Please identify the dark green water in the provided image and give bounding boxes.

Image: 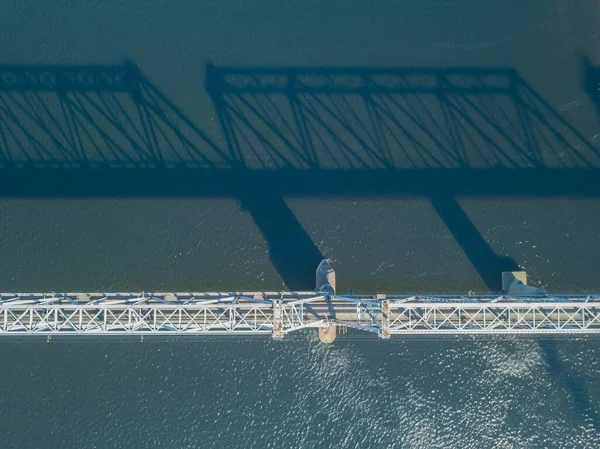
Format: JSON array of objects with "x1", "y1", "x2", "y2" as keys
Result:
[
  {"x1": 1, "y1": 336, "x2": 599, "y2": 448},
  {"x1": 0, "y1": 1, "x2": 599, "y2": 447}
]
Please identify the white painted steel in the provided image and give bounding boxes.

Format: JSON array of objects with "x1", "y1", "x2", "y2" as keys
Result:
[{"x1": 1, "y1": 292, "x2": 599, "y2": 337}]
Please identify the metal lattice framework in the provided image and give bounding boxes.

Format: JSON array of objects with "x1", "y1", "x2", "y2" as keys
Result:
[{"x1": 1, "y1": 292, "x2": 600, "y2": 338}]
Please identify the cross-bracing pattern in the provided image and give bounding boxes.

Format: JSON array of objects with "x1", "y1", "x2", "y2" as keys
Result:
[
  {"x1": 0, "y1": 292, "x2": 324, "y2": 336},
  {"x1": 207, "y1": 65, "x2": 600, "y2": 171},
  {"x1": 1, "y1": 292, "x2": 600, "y2": 337},
  {"x1": 0, "y1": 64, "x2": 229, "y2": 169},
  {"x1": 385, "y1": 299, "x2": 600, "y2": 335}
]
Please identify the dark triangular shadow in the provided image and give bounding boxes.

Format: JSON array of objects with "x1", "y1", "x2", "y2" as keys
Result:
[{"x1": 431, "y1": 194, "x2": 519, "y2": 290}]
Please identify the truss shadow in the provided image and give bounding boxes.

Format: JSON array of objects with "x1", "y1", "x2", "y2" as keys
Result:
[
  {"x1": 0, "y1": 62, "x2": 599, "y2": 290},
  {"x1": 205, "y1": 63, "x2": 600, "y2": 289},
  {"x1": 205, "y1": 63, "x2": 600, "y2": 172}
]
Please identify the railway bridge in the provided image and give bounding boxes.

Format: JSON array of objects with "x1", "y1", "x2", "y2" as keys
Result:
[
  {"x1": 0, "y1": 64, "x2": 599, "y2": 342},
  {"x1": 2, "y1": 261, "x2": 599, "y2": 343}
]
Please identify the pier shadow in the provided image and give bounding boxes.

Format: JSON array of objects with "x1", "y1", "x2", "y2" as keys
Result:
[
  {"x1": 430, "y1": 194, "x2": 519, "y2": 288},
  {"x1": 237, "y1": 189, "x2": 323, "y2": 290},
  {"x1": 0, "y1": 62, "x2": 599, "y2": 289},
  {"x1": 582, "y1": 54, "x2": 600, "y2": 124}
]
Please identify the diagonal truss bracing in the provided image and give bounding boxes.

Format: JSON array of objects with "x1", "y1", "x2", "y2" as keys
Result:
[{"x1": 1, "y1": 292, "x2": 600, "y2": 337}]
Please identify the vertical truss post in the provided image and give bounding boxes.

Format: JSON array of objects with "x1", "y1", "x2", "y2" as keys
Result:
[
  {"x1": 272, "y1": 299, "x2": 284, "y2": 340},
  {"x1": 380, "y1": 299, "x2": 390, "y2": 339}
]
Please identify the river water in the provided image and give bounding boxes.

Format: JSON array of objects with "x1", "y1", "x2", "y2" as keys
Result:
[{"x1": 0, "y1": 1, "x2": 599, "y2": 447}]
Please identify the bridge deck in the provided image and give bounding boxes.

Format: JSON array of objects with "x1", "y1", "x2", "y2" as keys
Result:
[{"x1": 1, "y1": 292, "x2": 600, "y2": 338}]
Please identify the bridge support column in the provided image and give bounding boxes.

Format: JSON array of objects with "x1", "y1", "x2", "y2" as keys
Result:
[
  {"x1": 316, "y1": 259, "x2": 336, "y2": 294},
  {"x1": 380, "y1": 299, "x2": 390, "y2": 339},
  {"x1": 318, "y1": 321, "x2": 337, "y2": 344},
  {"x1": 272, "y1": 300, "x2": 284, "y2": 340},
  {"x1": 316, "y1": 260, "x2": 337, "y2": 343},
  {"x1": 502, "y1": 271, "x2": 547, "y2": 295}
]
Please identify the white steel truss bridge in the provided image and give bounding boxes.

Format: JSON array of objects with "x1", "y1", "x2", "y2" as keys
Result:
[{"x1": 1, "y1": 291, "x2": 600, "y2": 339}]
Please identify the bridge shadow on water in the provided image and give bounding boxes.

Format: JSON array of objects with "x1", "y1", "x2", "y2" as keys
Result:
[
  {"x1": 0, "y1": 62, "x2": 599, "y2": 290},
  {"x1": 0, "y1": 60, "x2": 599, "y2": 424}
]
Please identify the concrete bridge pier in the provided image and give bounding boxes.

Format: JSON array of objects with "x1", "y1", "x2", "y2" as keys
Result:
[
  {"x1": 316, "y1": 259, "x2": 337, "y2": 344},
  {"x1": 502, "y1": 271, "x2": 547, "y2": 295},
  {"x1": 316, "y1": 259, "x2": 336, "y2": 294},
  {"x1": 318, "y1": 322, "x2": 337, "y2": 344}
]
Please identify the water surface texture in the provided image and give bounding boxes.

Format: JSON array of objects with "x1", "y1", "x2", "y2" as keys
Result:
[{"x1": 0, "y1": 1, "x2": 599, "y2": 447}]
